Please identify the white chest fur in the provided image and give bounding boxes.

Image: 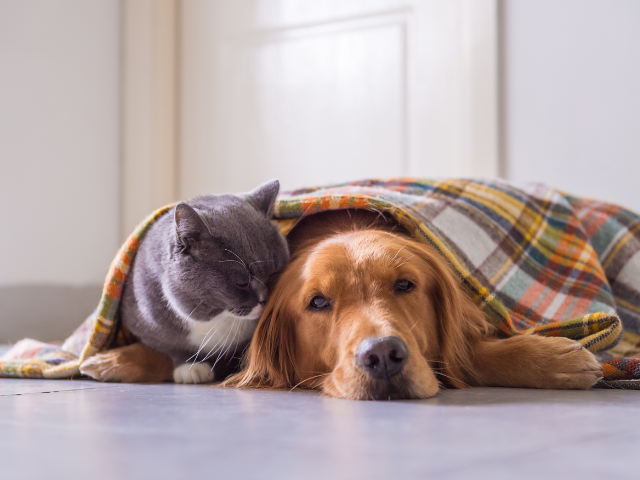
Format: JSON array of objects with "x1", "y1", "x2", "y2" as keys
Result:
[{"x1": 183, "y1": 306, "x2": 261, "y2": 363}]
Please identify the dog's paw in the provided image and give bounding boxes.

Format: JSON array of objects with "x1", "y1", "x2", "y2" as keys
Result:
[
  {"x1": 538, "y1": 337, "x2": 603, "y2": 389},
  {"x1": 80, "y1": 351, "x2": 139, "y2": 383},
  {"x1": 173, "y1": 363, "x2": 214, "y2": 384}
]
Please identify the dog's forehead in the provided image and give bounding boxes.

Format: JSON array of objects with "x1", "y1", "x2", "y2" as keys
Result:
[{"x1": 301, "y1": 231, "x2": 409, "y2": 281}]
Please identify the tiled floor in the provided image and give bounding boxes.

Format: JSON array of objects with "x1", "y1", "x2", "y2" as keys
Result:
[{"x1": 1, "y1": 375, "x2": 639, "y2": 480}]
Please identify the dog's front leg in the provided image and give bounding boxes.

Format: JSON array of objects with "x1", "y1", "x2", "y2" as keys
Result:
[{"x1": 467, "y1": 335, "x2": 603, "y2": 389}]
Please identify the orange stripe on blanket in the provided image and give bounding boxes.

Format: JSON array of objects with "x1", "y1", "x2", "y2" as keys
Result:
[
  {"x1": 126, "y1": 237, "x2": 140, "y2": 252},
  {"x1": 121, "y1": 251, "x2": 133, "y2": 266},
  {"x1": 339, "y1": 197, "x2": 352, "y2": 209},
  {"x1": 105, "y1": 280, "x2": 122, "y2": 300},
  {"x1": 112, "y1": 268, "x2": 125, "y2": 284},
  {"x1": 320, "y1": 197, "x2": 332, "y2": 210},
  {"x1": 302, "y1": 197, "x2": 318, "y2": 213}
]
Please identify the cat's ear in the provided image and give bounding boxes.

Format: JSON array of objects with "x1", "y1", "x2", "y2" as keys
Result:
[
  {"x1": 174, "y1": 203, "x2": 211, "y2": 247},
  {"x1": 246, "y1": 179, "x2": 280, "y2": 217}
]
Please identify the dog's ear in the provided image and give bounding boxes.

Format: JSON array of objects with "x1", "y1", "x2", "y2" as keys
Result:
[
  {"x1": 410, "y1": 242, "x2": 488, "y2": 388},
  {"x1": 224, "y1": 280, "x2": 297, "y2": 389}
]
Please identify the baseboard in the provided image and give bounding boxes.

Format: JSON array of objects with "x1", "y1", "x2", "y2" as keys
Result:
[{"x1": 0, "y1": 284, "x2": 103, "y2": 344}]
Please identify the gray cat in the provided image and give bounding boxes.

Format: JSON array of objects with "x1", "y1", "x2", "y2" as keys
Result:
[{"x1": 82, "y1": 180, "x2": 290, "y2": 383}]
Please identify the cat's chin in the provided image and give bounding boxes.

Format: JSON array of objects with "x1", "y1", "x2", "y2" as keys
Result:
[
  {"x1": 230, "y1": 304, "x2": 263, "y2": 320},
  {"x1": 185, "y1": 307, "x2": 262, "y2": 353}
]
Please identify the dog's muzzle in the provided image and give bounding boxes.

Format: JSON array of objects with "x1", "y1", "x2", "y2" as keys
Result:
[{"x1": 356, "y1": 336, "x2": 409, "y2": 380}]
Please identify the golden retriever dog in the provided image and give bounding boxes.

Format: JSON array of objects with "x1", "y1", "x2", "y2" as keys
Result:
[{"x1": 224, "y1": 210, "x2": 603, "y2": 400}]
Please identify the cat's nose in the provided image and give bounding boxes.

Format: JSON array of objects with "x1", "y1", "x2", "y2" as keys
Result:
[{"x1": 250, "y1": 278, "x2": 268, "y2": 304}]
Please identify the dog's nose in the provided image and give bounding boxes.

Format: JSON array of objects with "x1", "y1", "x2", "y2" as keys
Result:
[{"x1": 356, "y1": 336, "x2": 409, "y2": 379}]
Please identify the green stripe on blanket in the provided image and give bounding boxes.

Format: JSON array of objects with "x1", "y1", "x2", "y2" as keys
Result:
[{"x1": 2, "y1": 178, "x2": 640, "y2": 387}]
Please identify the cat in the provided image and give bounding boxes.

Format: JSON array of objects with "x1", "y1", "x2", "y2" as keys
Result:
[{"x1": 80, "y1": 180, "x2": 290, "y2": 384}]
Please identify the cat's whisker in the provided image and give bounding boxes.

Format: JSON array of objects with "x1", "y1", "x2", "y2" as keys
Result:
[
  {"x1": 248, "y1": 260, "x2": 270, "y2": 267},
  {"x1": 200, "y1": 317, "x2": 236, "y2": 363},
  {"x1": 287, "y1": 202, "x2": 316, "y2": 233},
  {"x1": 218, "y1": 259, "x2": 246, "y2": 268},
  {"x1": 186, "y1": 300, "x2": 204, "y2": 321},
  {"x1": 224, "y1": 249, "x2": 247, "y2": 268},
  {"x1": 200, "y1": 333, "x2": 228, "y2": 363},
  {"x1": 215, "y1": 318, "x2": 242, "y2": 369},
  {"x1": 251, "y1": 276, "x2": 267, "y2": 289},
  {"x1": 186, "y1": 305, "x2": 221, "y2": 364},
  {"x1": 196, "y1": 317, "x2": 234, "y2": 363},
  {"x1": 188, "y1": 322, "x2": 221, "y2": 364},
  {"x1": 248, "y1": 260, "x2": 271, "y2": 276},
  {"x1": 211, "y1": 319, "x2": 238, "y2": 367},
  {"x1": 227, "y1": 319, "x2": 243, "y2": 362}
]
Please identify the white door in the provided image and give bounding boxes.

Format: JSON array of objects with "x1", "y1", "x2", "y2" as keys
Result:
[{"x1": 179, "y1": 0, "x2": 498, "y2": 197}]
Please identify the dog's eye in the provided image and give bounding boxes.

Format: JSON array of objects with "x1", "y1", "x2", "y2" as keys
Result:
[
  {"x1": 395, "y1": 279, "x2": 415, "y2": 293},
  {"x1": 309, "y1": 295, "x2": 331, "y2": 310}
]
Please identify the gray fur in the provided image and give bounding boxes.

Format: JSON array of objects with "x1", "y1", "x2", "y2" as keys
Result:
[{"x1": 120, "y1": 180, "x2": 289, "y2": 373}]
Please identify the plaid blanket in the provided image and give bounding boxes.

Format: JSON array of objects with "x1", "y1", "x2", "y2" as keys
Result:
[
  {"x1": 2, "y1": 178, "x2": 640, "y2": 388},
  {"x1": 274, "y1": 179, "x2": 640, "y2": 388}
]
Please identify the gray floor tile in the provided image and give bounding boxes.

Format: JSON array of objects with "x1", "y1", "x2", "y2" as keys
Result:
[
  {"x1": 0, "y1": 378, "x2": 120, "y2": 396},
  {"x1": 1, "y1": 381, "x2": 639, "y2": 480}
]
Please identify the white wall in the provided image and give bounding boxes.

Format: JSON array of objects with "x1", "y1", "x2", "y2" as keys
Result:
[
  {"x1": 0, "y1": 0, "x2": 121, "y2": 286},
  {"x1": 503, "y1": 0, "x2": 640, "y2": 213},
  {"x1": 0, "y1": 0, "x2": 120, "y2": 341}
]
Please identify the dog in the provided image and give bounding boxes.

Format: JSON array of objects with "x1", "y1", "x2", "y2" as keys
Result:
[{"x1": 224, "y1": 210, "x2": 604, "y2": 400}]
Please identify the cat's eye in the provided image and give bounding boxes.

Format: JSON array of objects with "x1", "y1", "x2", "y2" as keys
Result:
[
  {"x1": 394, "y1": 279, "x2": 415, "y2": 293},
  {"x1": 309, "y1": 295, "x2": 331, "y2": 311},
  {"x1": 236, "y1": 280, "x2": 250, "y2": 288}
]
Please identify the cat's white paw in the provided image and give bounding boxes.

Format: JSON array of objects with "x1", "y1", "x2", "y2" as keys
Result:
[{"x1": 173, "y1": 363, "x2": 214, "y2": 384}]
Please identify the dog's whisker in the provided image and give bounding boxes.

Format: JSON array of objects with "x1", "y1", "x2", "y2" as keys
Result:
[
  {"x1": 423, "y1": 358, "x2": 467, "y2": 369},
  {"x1": 289, "y1": 373, "x2": 330, "y2": 392},
  {"x1": 434, "y1": 371, "x2": 471, "y2": 389},
  {"x1": 391, "y1": 245, "x2": 407, "y2": 263},
  {"x1": 395, "y1": 255, "x2": 415, "y2": 269}
]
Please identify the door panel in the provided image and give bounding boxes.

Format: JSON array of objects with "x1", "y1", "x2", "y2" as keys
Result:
[{"x1": 180, "y1": 0, "x2": 497, "y2": 197}]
